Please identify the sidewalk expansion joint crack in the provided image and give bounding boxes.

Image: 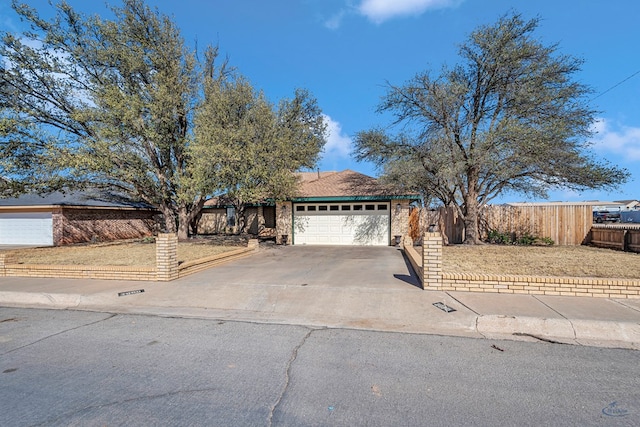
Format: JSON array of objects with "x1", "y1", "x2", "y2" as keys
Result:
[
  {"x1": 475, "y1": 316, "x2": 487, "y2": 339},
  {"x1": 532, "y1": 296, "x2": 577, "y2": 340},
  {"x1": 267, "y1": 327, "x2": 316, "y2": 427},
  {"x1": 612, "y1": 299, "x2": 640, "y2": 314},
  {"x1": 445, "y1": 292, "x2": 479, "y2": 315},
  {"x1": 532, "y1": 295, "x2": 567, "y2": 319}
]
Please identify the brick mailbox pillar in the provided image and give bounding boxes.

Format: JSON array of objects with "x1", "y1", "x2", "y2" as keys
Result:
[
  {"x1": 156, "y1": 233, "x2": 179, "y2": 281},
  {"x1": 0, "y1": 254, "x2": 15, "y2": 276},
  {"x1": 423, "y1": 232, "x2": 443, "y2": 287}
]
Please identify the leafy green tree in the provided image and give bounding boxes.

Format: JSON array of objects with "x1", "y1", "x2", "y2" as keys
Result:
[
  {"x1": 1, "y1": 0, "x2": 325, "y2": 239},
  {"x1": 354, "y1": 13, "x2": 629, "y2": 244},
  {"x1": 190, "y1": 53, "x2": 326, "y2": 232},
  {"x1": 1, "y1": 0, "x2": 201, "y2": 238}
]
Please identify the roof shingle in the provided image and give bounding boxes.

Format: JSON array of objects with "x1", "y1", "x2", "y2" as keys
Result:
[{"x1": 296, "y1": 169, "x2": 409, "y2": 198}]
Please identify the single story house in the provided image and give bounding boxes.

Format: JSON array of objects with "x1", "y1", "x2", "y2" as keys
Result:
[
  {"x1": 197, "y1": 170, "x2": 419, "y2": 246},
  {"x1": 197, "y1": 201, "x2": 277, "y2": 236},
  {"x1": 2, "y1": 170, "x2": 417, "y2": 247},
  {"x1": 0, "y1": 190, "x2": 158, "y2": 246},
  {"x1": 614, "y1": 200, "x2": 640, "y2": 210}
]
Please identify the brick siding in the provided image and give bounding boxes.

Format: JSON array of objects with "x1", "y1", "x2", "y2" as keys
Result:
[{"x1": 54, "y1": 207, "x2": 157, "y2": 246}]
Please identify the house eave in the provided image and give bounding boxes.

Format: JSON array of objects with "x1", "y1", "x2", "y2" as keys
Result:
[
  {"x1": 291, "y1": 195, "x2": 419, "y2": 203},
  {"x1": 0, "y1": 204, "x2": 157, "y2": 212}
]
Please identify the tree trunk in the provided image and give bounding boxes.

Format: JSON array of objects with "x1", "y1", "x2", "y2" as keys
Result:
[
  {"x1": 189, "y1": 210, "x2": 203, "y2": 235},
  {"x1": 160, "y1": 206, "x2": 178, "y2": 234},
  {"x1": 437, "y1": 209, "x2": 449, "y2": 246},
  {"x1": 462, "y1": 192, "x2": 481, "y2": 245},
  {"x1": 236, "y1": 204, "x2": 246, "y2": 234},
  {"x1": 177, "y1": 209, "x2": 190, "y2": 240},
  {"x1": 177, "y1": 199, "x2": 206, "y2": 240}
]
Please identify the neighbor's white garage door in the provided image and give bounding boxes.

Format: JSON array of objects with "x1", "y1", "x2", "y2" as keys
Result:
[
  {"x1": 0, "y1": 212, "x2": 54, "y2": 245},
  {"x1": 293, "y1": 202, "x2": 390, "y2": 246}
]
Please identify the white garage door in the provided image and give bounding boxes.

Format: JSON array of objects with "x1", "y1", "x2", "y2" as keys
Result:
[
  {"x1": 293, "y1": 202, "x2": 390, "y2": 246},
  {"x1": 0, "y1": 212, "x2": 54, "y2": 245}
]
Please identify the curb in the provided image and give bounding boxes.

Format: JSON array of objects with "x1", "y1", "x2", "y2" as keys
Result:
[
  {"x1": 1, "y1": 292, "x2": 639, "y2": 350},
  {"x1": 0, "y1": 291, "x2": 83, "y2": 308},
  {"x1": 477, "y1": 314, "x2": 640, "y2": 349}
]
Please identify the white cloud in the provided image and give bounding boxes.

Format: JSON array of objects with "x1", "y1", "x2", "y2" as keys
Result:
[
  {"x1": 322, "y1": 115, "x2": 353, "y2": 158},
  {"x1": 357, "y1": 0, "x2": 462, "y2": 24},
  {"x1": 324, "y1": 10, "x2": 346, "y2": 30},
  {"x1": 590, "y1": 118, "x2": 640, "y2": 161}
]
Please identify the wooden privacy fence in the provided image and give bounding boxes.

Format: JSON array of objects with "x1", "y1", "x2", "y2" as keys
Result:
[
  {"x1": 419, "y1": 204, "x2": 593, "y2": 245},
  {"x1": 590, "y1": 224, "x2": 640, "y2": 253}
]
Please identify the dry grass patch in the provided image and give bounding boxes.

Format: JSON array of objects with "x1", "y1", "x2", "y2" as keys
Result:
[
  {"x1": 6, "y1": 240, "x2": 243, "y2": 267},
  {"x1": 443, "y1": 245, "x2": 640, "y2": 279}
]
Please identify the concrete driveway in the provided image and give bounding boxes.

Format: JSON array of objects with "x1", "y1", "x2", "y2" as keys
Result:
[{"x1": 184, "y1": 245, "x2": 421, "y2": 289}]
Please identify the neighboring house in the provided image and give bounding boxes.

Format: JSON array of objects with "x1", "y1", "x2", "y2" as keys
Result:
[
  {"x1": 0, "y1": 191, "x2": 158, "y2": 246},
  {"x1": 615, "y1": 200, "x2": 640, "y2": 210},
  {"x1": 196, "y1": 170, "x2": 418, "y2": 246}
]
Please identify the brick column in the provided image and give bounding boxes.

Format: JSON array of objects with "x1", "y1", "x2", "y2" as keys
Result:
[
  {"x1": 0, "y1": 253, "x2": 7, "y2": 277},
  {"x1": 276, "y1": 201, "x2": 292, "y2": 245},
  {"x1": 156, "y1": 233, "x2": 178, "y2": 281},
  {"x1": 423, "y1": 232, "x2": 443, "y2": 287}
]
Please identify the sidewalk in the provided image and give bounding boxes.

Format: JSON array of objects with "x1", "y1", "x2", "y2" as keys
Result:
[{"x1": 1, "y1": 274, "x2": 639, "y2": 350}]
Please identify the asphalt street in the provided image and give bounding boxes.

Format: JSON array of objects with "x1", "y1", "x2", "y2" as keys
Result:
[{"x1": 1, "y1": 307, "x2": 639, "y2": 426}]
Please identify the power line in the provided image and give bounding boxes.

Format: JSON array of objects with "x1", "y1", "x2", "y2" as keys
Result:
[{"x1": 591, "y1": 69, "x2": 640, "y2": 101}]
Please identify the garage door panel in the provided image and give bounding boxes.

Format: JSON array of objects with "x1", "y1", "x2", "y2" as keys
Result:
[
  {"x1": 352, "y1": 214, "x2": 388, "y2": 245},
  {"x1": 294, "y1": 203, "x2": 389, "y2": 246},
  {"x1": 0, "y1": 212, "x2": 54, "y2": 245}
]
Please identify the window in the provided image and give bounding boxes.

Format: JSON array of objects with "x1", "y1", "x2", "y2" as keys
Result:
[
  {"x1": 330, "y1": 205, "x2": 339, "y2": 211},
  {"x1": 378, "y1": 204, "x2": 388, "y2": 210},
  {"x1": 226, "y1": 206, "x2": 236, "y2": 227},
  {"x1": 353, "y1": 205, "x2": 363, "y2": 211},
  {"x1": 341, "y1": 205, "x2": 351, "y2": 211},
  {"x1": 307, "y1": 206, "x2": 317, "y2": 211},
  {"x1": 296, "y1": 206, "x2": 305, "y2": 212},
  {"x1": 319, "y1": 205, "x2": 328, "y2": 211},
  {"x1": 365, "y1": 204, "x2": 375, "y2": 211}
]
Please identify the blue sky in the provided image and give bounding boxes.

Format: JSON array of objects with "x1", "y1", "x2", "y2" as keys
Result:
[{"x1": 2, "y1": 0, "x2": 639, "y2": 203}]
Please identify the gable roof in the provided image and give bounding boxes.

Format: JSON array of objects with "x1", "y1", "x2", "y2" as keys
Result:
[
  {"x1": 203, "y1": 170, "x2": 419, "y2": 207},
  {"x1": 295, "y1": 170, "x2": 417, "y2": 201}
]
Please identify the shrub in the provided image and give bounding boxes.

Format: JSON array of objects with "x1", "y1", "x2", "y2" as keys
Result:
[
  {"x1": 486, "y1": 230, "x2": 554, "y2": 246},
  {"x1": 517, "y1": 233, "x2": 536, "y2": 246},
  {"x1": 535, "y1": 237, "x2": 555, "y2": 246},
  {"x1": 487, "y1": 230, "x2": 513, "y2": 244}
]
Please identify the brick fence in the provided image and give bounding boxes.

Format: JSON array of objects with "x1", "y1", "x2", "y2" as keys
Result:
[
  {"x1": 404, "y1": 233, "x2": 640, "y2": 299},
  {"x1": 0, "y1": 235, "x2": 259, "y2": 281}
]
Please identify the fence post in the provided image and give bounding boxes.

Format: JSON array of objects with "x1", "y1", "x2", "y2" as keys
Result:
[
  {"x1": 423, "y1": 232, "x2": 443, "y2": 287},
  {"x1": 156, "y1": 233, "x2": 179, "y2": 281},
  {"x1": 623, "y1": 229, "x2": 629, "y2": 252}
]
